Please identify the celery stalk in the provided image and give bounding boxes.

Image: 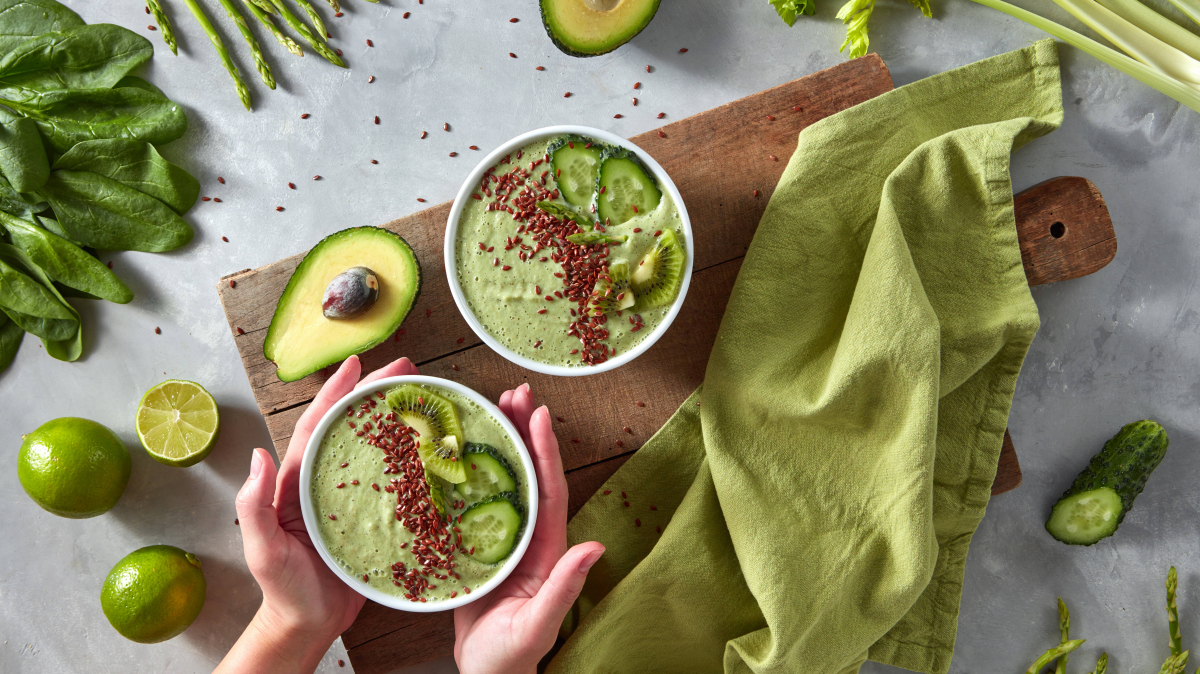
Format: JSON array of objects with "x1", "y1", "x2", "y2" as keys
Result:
[
  {"x1": 1051, "y1": 0, "x2": 1200, "y2": 86},
  {"x1": 1094, "y1": 0, "x2": 1200, "y2": 61},
  {"x1": 968, "y1": 0, "x2": 1200, "y2": 111},
  {"x1": 1165, "y1": 0, "x2": 1200, "y2": 27}
]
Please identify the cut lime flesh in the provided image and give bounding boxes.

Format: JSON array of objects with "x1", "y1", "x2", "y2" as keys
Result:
[{"x1": 136, "y1": 380, "x2": 220, "y2": 467}]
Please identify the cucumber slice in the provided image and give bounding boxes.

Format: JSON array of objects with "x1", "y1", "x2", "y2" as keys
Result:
[
  {"x1": 549, "y1": 135, "x2": 605, "y2": 207},
  {"x1": 596, "y1": 147, "x2": 661, "y2": 226},
  {"x1": 461, "y1": 443, "x2": 518, "y2": 503},
  {"x1": 1045, "y1": 488, "x2": 1123, "y2": 545},
  {"x1": 460, "y1": 493, "x2": 524, "y2": 565}
]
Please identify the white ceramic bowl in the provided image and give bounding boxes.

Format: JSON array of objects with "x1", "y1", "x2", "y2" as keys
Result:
[
  {"x1": 444, "y1": 125, "x2": 694, "y2": 377},
  {"x1": 299, "y1": 375, "x2": 538, "y2": 612}
]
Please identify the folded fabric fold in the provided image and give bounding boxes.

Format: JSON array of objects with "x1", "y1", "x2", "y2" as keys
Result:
[{"x1": 550, "y1": 40, "x2": 1064, "y2": 674}]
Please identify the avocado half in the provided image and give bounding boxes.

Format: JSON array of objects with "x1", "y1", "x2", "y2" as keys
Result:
[
  {"x1": 263, "y1": 227, "x2": 420, "y2": 382},
  {"x1": 540, "y1": 0, "x2": 662, "y2": 57}
]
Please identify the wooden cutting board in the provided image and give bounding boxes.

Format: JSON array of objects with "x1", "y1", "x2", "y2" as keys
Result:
[{"x1": 215, "y1": 55, "x2": 1116, "y2": 673}]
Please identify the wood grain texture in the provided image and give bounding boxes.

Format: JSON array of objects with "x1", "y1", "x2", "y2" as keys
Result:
[
  {"x1": 213, "y1": 56, "x2": 1118, "y2": 673},
  {"x1": 1015, "y1": 177, "x2": 1117, "y2": 287}
]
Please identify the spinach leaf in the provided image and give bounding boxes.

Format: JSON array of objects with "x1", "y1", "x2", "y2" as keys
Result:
[
  {"x1": 0, "y1": 241, "x2": 78, "y2": 359},
  {"x1": 39, "y1": 170, "x2": 193, "y2": 251},
  {"x1": 115, "y1": 75, "x2": 164, "y2": 96},
  {"x1": 0, "y1": 211, "x2": 132, "y2": 303},
  {"x1": 0, "y1": 250, "x2": 76, "y2": 340},
  {"x1": 33, "y1": 213, "x2": 79, "y2": 244},
  {"x1": 0, "y1": 24, "x2": 153, "y2": 93},
  {"x1": 4, "y1": 87, "x2": 187, "y2": 153},
  {"x1": 0, "y1": 311, "x2": 22, "y2": 372},
  {"x1": 0, "y1": 0, "x2": 83, "y2": 54},
  {"x1": 55, "y1": 139, "x2": 199, "y2": 214},
  {"x1": 0, "y1": 106, "x2": 48, "y2": 192},
  {"x1": 0, "y1": 173, "x2": 46, "y2": 217}
]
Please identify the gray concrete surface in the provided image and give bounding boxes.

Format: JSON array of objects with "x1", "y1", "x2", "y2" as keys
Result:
[{"x1": 1, "y1": 0, "x2": 1197, "y2": 672}]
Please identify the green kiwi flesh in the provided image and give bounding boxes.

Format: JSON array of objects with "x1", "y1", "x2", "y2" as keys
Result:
[
  {"x1": 384, "y1": 384, "x2": 467, "y2": 483},
  {"x1": 630, "y1": 229, "x2": 684, "y2": 311}
]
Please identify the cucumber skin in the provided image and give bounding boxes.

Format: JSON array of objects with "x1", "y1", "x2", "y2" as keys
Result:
[
  {"x1": 461, "y1": 492, "x2": 526, "y2": 564},
  {"x1": 1053, "y1": 419, "x2": 1168, "y2": 526},
  {"x1": 464, "y1": 443, "x2": 518, "y2": 483}
]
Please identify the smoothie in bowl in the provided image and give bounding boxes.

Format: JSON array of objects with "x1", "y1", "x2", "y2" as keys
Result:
[
  {"x1": 447, "y1": 126, "x2": 693, "y2": 375},
  {"x1": 300, "y1": 376, "x2": 536, "y2": 611}
]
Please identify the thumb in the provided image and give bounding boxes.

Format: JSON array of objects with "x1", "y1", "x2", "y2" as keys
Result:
[
  {"x1": 523, "y1": 542, "x2": 605, "y2": 634},
  {"x1": 235, "y1": 448, "x2": 284, "y2": 579}
]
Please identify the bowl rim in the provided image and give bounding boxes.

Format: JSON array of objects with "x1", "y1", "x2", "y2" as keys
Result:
[
  {"x1": 298, "y1": 374, "x2": 539, "y2": 613},
  {"x1": 443, "y1": 124, "x2": 694, "y2": 377}
]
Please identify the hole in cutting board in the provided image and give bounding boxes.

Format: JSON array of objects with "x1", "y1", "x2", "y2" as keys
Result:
[{"x1": 1050, "y1": 221, "x2": 1066, "y2": 239}]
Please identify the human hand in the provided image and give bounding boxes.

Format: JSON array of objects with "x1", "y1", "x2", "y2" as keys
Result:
[
  {"x1": 216, "y1": 355, "x2": 419, "y2": 674},
  {"x1": 453, "y1": 384, "x2": 605, "y2": 674}
]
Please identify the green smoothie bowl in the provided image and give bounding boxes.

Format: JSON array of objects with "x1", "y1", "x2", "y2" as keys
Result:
[
  {"x1": 299, "y1": 375, "x2": 537, "y2": 612},
  {"x1": 446, "y1": 125, "x2": 694, "y2": 376}
]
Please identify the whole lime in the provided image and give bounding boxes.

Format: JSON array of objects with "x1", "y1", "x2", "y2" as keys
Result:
[
  {"x1": 18, "y1": 417, "x2": 131, "y2": 518},
  {"x1": 101, "y1": 545, "x2": 207, "y2": 644}
]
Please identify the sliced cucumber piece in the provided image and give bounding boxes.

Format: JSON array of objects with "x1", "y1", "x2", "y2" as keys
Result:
[
  {"x1": 461, "y1": 443, "x2": 518, "y2": 503},
  {"x1": 460, "y1": 492, "x2": 524, "y2": 565},
  {"x1": 549, "y1": 135, "x2": 605, "y2": 207},
  {"x1": 596, "y1": 147, "x2": 660, "y2": 227},
  {"x1": 1045, "y1": 488, "x2": 1123, "y2": 545}
]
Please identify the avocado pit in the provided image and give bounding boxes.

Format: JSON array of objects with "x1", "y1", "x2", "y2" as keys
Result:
[{"x1": 323, "y1": 267, "x2": 380, "y2": 319}]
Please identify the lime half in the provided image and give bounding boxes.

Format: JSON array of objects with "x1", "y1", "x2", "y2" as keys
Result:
[{"x1": 136, "y1": 380, "x2": 220, "y2": 467}]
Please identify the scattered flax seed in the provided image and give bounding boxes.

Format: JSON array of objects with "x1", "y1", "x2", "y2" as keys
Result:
[
  {"x1": 444, "y1": 122, "x2": 450, "y2": 131},
  {"x1": 656, "y1": 526, "x2": 661, "y2": 533},
  {"x1": 603, "y1": 489, "x2": 612, "y2": 495},
  {"x1": 646, "y1": 64, "x2": 652, "y2": 72},
  {"x1": 449, "y1": 151, "x2": 458, "y2": 157},
  {"x1": 616, "y1": 440, "x2": 623, "y2": 447},
  {"x1": 657, "y1": 112, "x2": 665, "y2": 119},
  {"x1": 288, "y1": 182, "x2": 296, "y2": 189},
  {"x1": 679, "y1": 47, "x2": 688, "y2": 53},
  {"x1": 276, "y1": 206, "x2": 284, "y2": 211},
  {"x1": 235, "y1": 518, "x2": 239, "y2": 525},
  {"x1": 335, "y1": 11, "x2": 343, "y2": 16},
  {"x1": 236, "y1": 327, "x2": 245, "y2": 335},
  {"x1": 313, "y1": 175, "x2": 321, "y2": 180},
  {"x1": 636, "y1": 401, "x2": 645, "y2": 407},
  {"x1": 328, "y1": 514, "x2": 336, "y2": 520},
  {"x1": 416, "y1": 198, "x2": 426, "y2": 202},
  {"x1": 769, "y1": 154, "x2": 777, "y2": 161},
  {"x1": 217, "y1": 176, "x2": 226, "y2": 184},
  {"x1": 536, "y1": 65, "x2": 545, "y2": 71},
  {"x1": 469, "y1": 145, "x2": 479, "y2": 150},
  {"x1": 635, "y1": 518, "x2": 641, "y2": 527},
  {"x1": 154, "y1": 327, "x2": 161, "y2": 334},
  {"x1": 145, "y1": 6, "x2": 150, "y2": 12},
  {"x1": 370, "y1": 159, "x2": 379, "y2": 164},
  {"x1": 509, "y1": 52, "x2": 517, "y2": 58},
  {"x1": 213, "y1": 198, "x2": 222, "y2": 202},
  {"x1": 301, "y1": 113, "x2": 310, "y2": 119},
  {"x1": 556, "y1": 416, "x2": 565, "y2": 422},
  {"x1": 148, "y1": 25, "x2": 157, "y2": 31},
  {"x1": 766, "y1": 115, "x2": 775, "y2": 121},
  {"x1": 229, "y1": 280, "x2": 236, "y2": 288},
  {"x1": 336, "y1": 48, "x2": 343, "y2": 56},
  {"x1": 650, "y1": 505, "x2": 658, "y2": 511},
  {"x1": 794, "y1": 105, "x2": 802, "y2": 112},
  {"x1": 366, "y1": 39, "x2": 374, "y2": 47},
  {"x1": 368, "y1": 75, "x2": 375, "y2": 83},
  {"x1": 403, "y1": 11, "x2": 410, "y2": 18},
  {"x1": 509, "y1": 17, "x2": 519, "y2": 22},
  {"x1": 624, "y1": 501, "x2": 630, "y2": 507},
  {"x1": 632, "y1": 97, "x2": 638, "y2": 106},
  {"x1": 572, "y1": 438, "x2": 580, "y2": 443},
  {"x1": 563, "y1": 92, "x2": 572, "y2": 98},
  {"x1": 426, "y1": 308, "x2": 431, "y2": 317},
  {"x1": 658, "y1": 130, "x2": 666, "y2": 138},
  {"x1": 452, "y1": 364, "x2": 459, "y2": 371},
  {"x1": 222, "y1": 236, "x2": 229, "y2": 242},
  {"x1": 420, "y1": 131, "x2": 427, "y2": 139},
  {"x1": 624, "y1": 426, "x2": 632, "y2": 434},
  {"x1": 754, "y1": 189, "x2": 761, "y2": 198},
  {"x1": 614, "y1": 114, "x2": 624, "y2": 119},
  {"x1": 622, "y1": 492, "x2": 626, "y2": 498},
  {"x1": 202, "y1": 197, "x2": 211, "y2": 201},
  {"x1": 374, "y1": 116, "x2": 380, "y2": 125},
  {"x1": 457, "y1": 337, "x2": 465, "y2": 344}
]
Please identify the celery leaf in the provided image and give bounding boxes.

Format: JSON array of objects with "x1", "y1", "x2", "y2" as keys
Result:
[{"x1": 770, "y1": 0, "x2": 816, "y2": 26}]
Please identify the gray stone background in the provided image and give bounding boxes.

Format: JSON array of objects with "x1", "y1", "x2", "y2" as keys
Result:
[{"x1": 1, "y1": 0, "x2": 1197, "y2": 672}]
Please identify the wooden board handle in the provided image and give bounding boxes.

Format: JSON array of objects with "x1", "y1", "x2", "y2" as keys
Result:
[{"x1": 993, "y1": 176, "x2": 1117, "y2": 495}]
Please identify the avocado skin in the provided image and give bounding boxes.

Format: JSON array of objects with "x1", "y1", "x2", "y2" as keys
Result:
[
  {"x1": 539, "y1": 0, "x2": 662, "y2": 57},
  {"x1": 1059, "y1": 420, "x2": 1169, "y2": 524}
]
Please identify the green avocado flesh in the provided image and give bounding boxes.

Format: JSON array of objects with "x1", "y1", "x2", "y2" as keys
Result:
[
  {"x1": 540, "y1": 0, "x2": 662, "y2": 57},
  {"x1": 264, "y1": 227, "x2": 419, "y2": 382}
]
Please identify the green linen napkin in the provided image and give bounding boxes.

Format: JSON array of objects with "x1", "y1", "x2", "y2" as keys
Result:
[{"x1": 549, "y1": 40, "x2": 1063, "y2": 674}]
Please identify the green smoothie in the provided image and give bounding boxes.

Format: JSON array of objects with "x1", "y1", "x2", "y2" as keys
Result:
[
  {"x1": 311, "y1": 382, "x2": 528, "y2": 603},
  {"x1": 455, "y1": 135, "x2": 687, "y2": 367}
]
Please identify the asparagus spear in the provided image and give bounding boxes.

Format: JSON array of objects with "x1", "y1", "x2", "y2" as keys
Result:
[
  {"x1": 1157, "y1": 650, "x2": 1190, "y2": 674},
  {"x1": 294, "y1": 0, "x2": 330, "y2": 41},
  {"x1": 145, "y1": 0, "x2": 178, "y2": 54},
  {"x1": 1025, "y1": 640, "x2": 1086, "y2": 674},
  {"x1": 241, "y1": 0, "x2": 303, "y2": 56},
  {"x1": 1089, "y1": 652, "x2": 1108, "y2": 674},
  {"x1": 321, "y1": 0, "x2": 341, "y2": 17},
  {"x1": 216, "y1": 0, "x2": 275, "y2": 89},
  {"x1": 1170, "y1": 566, "x2": 1183, "y2": 656},
  {"x1": 267, "y1": 0, "x2": 346, "y2": 67},
  {"x1": 248, "y1": 0, "x2": 276, "y2": 13},
  {"x1": 180, "y1": 0, "x2": 252, "y2": 110},
  {"x1": 1056, "y1": 598, "x2": 1071, "y2": 674}
]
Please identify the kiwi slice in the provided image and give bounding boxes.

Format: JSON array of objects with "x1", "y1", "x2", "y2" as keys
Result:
[
  {"x1": 591, "y1": 263, "x2": 635, "y2": 315},
  {"x1": 384, "y1": 384, "x2": 467, "y2": 483},
  {"x1": 630, "y1": 229, "x2": 685, "y2": 311},
  {"x1": 426, "y1": 469, "x2": 450, "y2": 518}
]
